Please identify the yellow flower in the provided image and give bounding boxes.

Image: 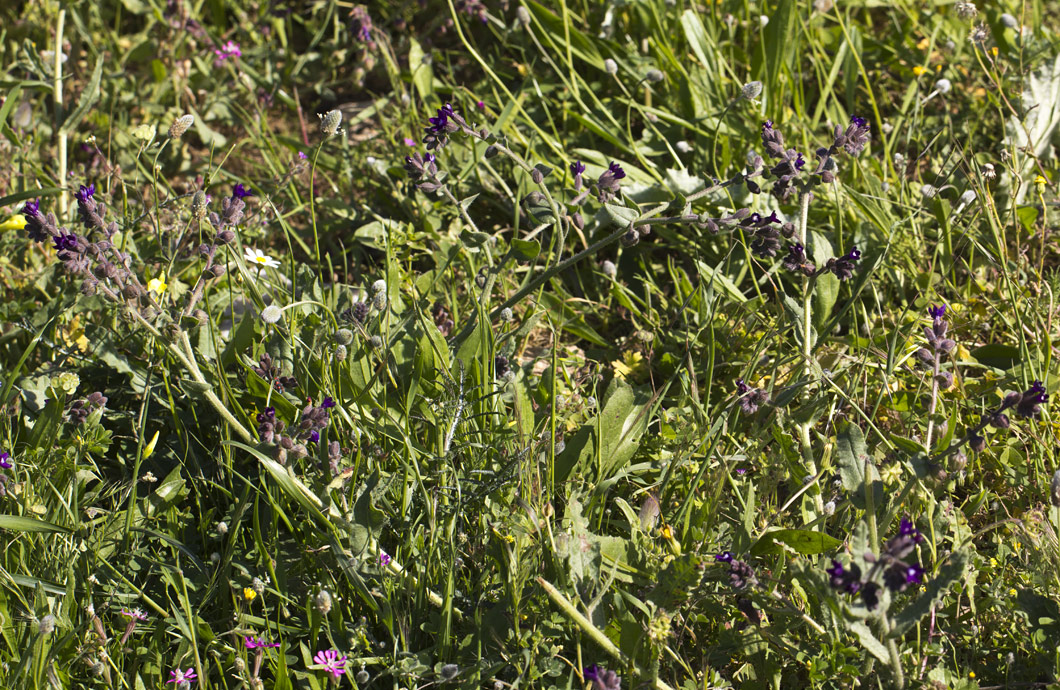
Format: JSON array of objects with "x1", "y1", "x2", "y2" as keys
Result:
[
  {"x1": 1008, "y1": 588, "x2": 1017, "y2": 596},
  {"x1": 659, "y1": 524, "x2": 673, "y2": 540},
  {"x1": 913, "y1": 65, "x2": 928, "y2": 76},
  {"x1": 147, "y1": 272, "x2": 167, "y2": 296},
  {"x1": 1034, "y1": 175, "x2": 1048, "y2": 186},
  {"x1": 968, "y1": 671, "x2": 976, "y2": 679},
  {"x1": 989, "y1": 557, "x2": 997, "y2": 567},
  {"x1": 989, "y1": 46, "x2": 999, "y2": 57},
  {"x1": 244, "y1": 587, "x2": 257, "y2": 602},
  {"x1": 1, "y1": 214, "x2": 27, "y2": 231}
]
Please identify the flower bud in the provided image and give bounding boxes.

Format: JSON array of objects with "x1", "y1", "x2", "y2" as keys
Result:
[
  {"x1": 334, "y1": 344, "x2": 347, "y2": 362},
  {"x1": 601, "y1": 260, "x2": 617, "y2": 278},
  {"x1": 516, "y1": 6, "x2": 531, "y2": 25},
  {"x1": 315, "y1": 589, "x2": 333, "y2": 614},
  {"x1": 531, "y1": 168, "x2": 544, "y2": 184},
  {"x1": 335, "y1": 328, "x2": 354, "y2": 345},
  {"x1": 261, "y1": 305, "x2": 282, "y2": 324}
]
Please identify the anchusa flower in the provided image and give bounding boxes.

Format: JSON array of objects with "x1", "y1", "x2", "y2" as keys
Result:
[
  {"x1": 380, "y1": 551, "x2": 392, "y2": 566},
  {"x1": 256, "y1": 407, "x2": 284, "y2": 444},
  {"x1": 824, "y1": 247, "x2": 861, "y2": 280},
  {"x1": 735, "y1": 379, "x2": 770, "y2": 415},
  {"x1": 782, "y1": 243, "x2": 816, "y2": 275},
  {"x1": 961, "y1": 379, "x2": 1049, "y2": 453},
  {"x1": 75, "y1": 183, "x2": 105, "y2": 230},
  {"x1": 314, "y1": 649, "x2": 348, "y2": 680},
  {"x1": 23, "y1": 199, "x2": 49, "y2": 242},
  {"x1": 67, "y1": 391, "x2": 107, "y2": 426},
  {"x1": 424, "y1": 103, "x2": 468, "y2": 150},
  {"x1": 571, "y1": 160, "x2": 586, "y2": 190},
  {"x1": 295, "y1": 397, "x2": 334, "y2": 442},
  {"x1": 741, "y1": 211, "x2": 790, "y2": 258},
  {"x1": 715, "y1": 551, "x2": 757, "y2": 590},
  {"x1": 595, "y1": 161, "x2": 626, "y2": 203},
  {"x1": 826, "y1": 518, "x2": 925, "y2": 611},
  {"x1": 495, "y1": 355, "x2": 511, "y2": 378},
  {"x1": 583, "y1": 665, "x2": 621, "y2": 690},
  {"x1": 758, "y1": 120, "x2": 806, "y2": 202}
]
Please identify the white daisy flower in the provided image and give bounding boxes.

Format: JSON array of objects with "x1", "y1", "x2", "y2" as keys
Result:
[{"x1": 244, "y1": 247, "x2": 280, "y2": 269}]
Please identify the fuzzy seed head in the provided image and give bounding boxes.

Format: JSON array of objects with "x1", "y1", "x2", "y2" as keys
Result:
[
  {"x1": 741, "y1": 81, "x2": 763, "y2": 100},
  {"x1": 604, "y1": 59, "x2": 618, "y2": 75},
  {"x1": 261, "y1": 305, "x2": 283, "y2": 324},
  {"x1": 168, "y1": 114, "x2": 194, "y2": 139},
  {"x1": 321, "y1": 109, "x2": 343, "y2": 137}
]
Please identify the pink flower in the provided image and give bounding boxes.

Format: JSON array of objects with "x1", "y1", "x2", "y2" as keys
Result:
[
  {"x1": 314, "y1": 649, "x2": 347, "y2": 678},
  {"x1": 167, "y1": 668, "x2": 197, "y2": 684},
  {"x1": 213, "y1": 40, "x2": 242, "y2": 66},
  {"x1": 379, "y1": 551, "x2": 391, "y2": 566},
  {"x1": 403, "y1": 137, "x2": 415, "y2": 146},
  {"x1": 476, "y1": 100, "x2": 485, "y2": 110},
  {"x1": 120, "y1": 607, "x2": 147, "y2": 621},
  {"x1": 298, "y1": 151, "x2": 308, "y2": 160},
  {"x1": 244, "y1": 636, "x2": 280, "y2": 649}
]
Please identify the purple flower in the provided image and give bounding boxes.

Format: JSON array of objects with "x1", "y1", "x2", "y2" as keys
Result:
[
  {"x1": 607, "y1": 161, "x2": 626, "y2": 179},
  {"x1": 314, "y1": 649, "x2": 347, "y2": 678},
  {"x1": 714, "y1": 551, "x2": 734, "y2": 563},
  {"x1": 583, "y1": 666, "x2": 600, "y2": 683},
  {"x1": 403, "y1": 137, "x2": 416, "y2": 146},
  {"x1": 213, "y1": 40, "x2": 242, "y2": 66},
  {"x1": 898, "y1": 517, "x2": 922, "y2": 541},
  {"x1": 860, "y1": 582, "x2": 880, "y2": 610},
  {"x1": 1016, "y1": 380, "x2": 1048, "y2": 418},
  {"x1": 427, "y1": 103, "x2": 456, "y2": 134},
  {"x1": 477, "y1": 100, "x2": 485, "y2": 109},
  {"x1": 309, "y1": 430, "x2": 320, "y2": 443},
  {"x1": 23, "y1": 199, "x2": 40, "y2": 217},
  {"x1": 826, "y1": 560, "x2": 862, "y2": 594},
  {"x1": 52, "y1": 234, "x2": 78, "y2": 251},
  {"x1": 232, "y1": 184, "x2": 253, "y2": 200},
  {"x1": 75, "y1": 184, "x2": 96, "y2": 204},
  {"x1": 570, "y1": 161, "x2": 586, "y2": 176},
  {"x1": 167, "y1": 668, "x2": 197, "y2": 684},
  {"x1": 794, "y1": 153, "x2": 805, "y2": 170},
  {"x1": 245, "y1": 636, "x2": 281, "y2": 649},
  {"x1": 380, "y1": 551, "x2": 391, "y2": 566},
  {"x1": 928, "y1": 304, "x2": 946, "y2": 320},
  {"x1": 0, "y1": 452, "x2": 11, "y2": 470},
  {"x1": 851, "y1": 115, "x2": 868, "y2": 128},
  {"x1": 298, "y1": 151, "x2": 308, "y2": 160},
  {"x1": 763, "y1": 119, "x2": 773, "y2": 131},
  {"x1": 321, "y1": 396, "x2": 336, "y2": 409}
]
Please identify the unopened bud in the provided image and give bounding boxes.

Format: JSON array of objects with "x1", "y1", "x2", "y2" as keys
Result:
[
  {"x1": 315, "y1": 589, "x2": 333, "y2": 614},
  {"x1": 516, "y1": 6, "x2": 531, "y2": 25}
]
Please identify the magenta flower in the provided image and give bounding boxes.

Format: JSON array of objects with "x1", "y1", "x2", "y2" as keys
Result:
[
  {"x1": 403, "y1": 137, "x2": 415, "y2": 146},
  {"x1": 379, "y1": 551, "x2": 391, "y2": 566},
  {"x1": 476, "y1": 100, "x2": 485, "y2": 110},
  {"x1": 298, "y1": 151, "x2": 308, "y2": 160},
  {"x1": 213, "y1": 40, "x2": 242, "y2": 66},
  {"x1": 314, "y1": 649, "x2": 347, "y2": 678},
  {"x1": 244, "y1": 635, "x2": 281, "y2": 649},
  {"x1": 120, "y1": 607, "x2": 147, "y2": 621},
  {"x1": 167, "y1": 667, "x2": 197, "y2": 684}
]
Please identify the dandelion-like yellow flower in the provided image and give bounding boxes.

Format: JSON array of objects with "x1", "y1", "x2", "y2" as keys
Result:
[
  {"x1": 913, "y1": 65, "x2": 928, "y2": 76},
  {"x1": 1, "y1": 214, "x2": 27, "y2": 231},
  {"x1": 989, "y1": 46, "x2": 999, "y2": 57},
  {"x1": 244, "y1": 587, "x2": 257, "y2": 602},
  {"x1": 147, "y1": 272, "x2": 167, "y2": 296},
  {"x1": 1008, "y1": 588, "x2": 1018, "y2": 596},
  {"x1": 1034, "y1": 175, "x2": 1048, "y2": 186}
]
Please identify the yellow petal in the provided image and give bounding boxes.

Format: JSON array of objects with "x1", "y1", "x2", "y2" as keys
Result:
[{"x1": 1, "y1": 214, "x2": 27, "y2": 231}]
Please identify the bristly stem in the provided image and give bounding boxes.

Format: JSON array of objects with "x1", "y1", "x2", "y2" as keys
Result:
[
  {"x1": 795, "y1": 190, "x2": 821, "y2": 496},
  {"x1": 54, "y1": 8, "x2": 67, "y2": 218}
]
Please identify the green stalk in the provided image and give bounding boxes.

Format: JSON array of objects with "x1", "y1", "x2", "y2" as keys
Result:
[
  {"x1": 54, "y1": 8, "x2": 67, "y2": 217},
  {"x1": 795, "y1": 191, "x2": 822, "y2": 506}
]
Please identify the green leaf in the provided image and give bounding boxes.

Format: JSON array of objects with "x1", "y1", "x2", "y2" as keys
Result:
[
  {"x1": 970, "y1": 344, "x2": 1021, "y2": 369},
  {"x1": 409, "y1": 38, "x2": 433, "y2": 100},
  {"x1": 0, "y1": 516, "x2": 71, "y2": 534},
  {"x1": 511, "y1": 238, "x2": 541, "y2": 261},
  {"x1": 597, "y1": 379, "x2": 652, "y2": 478},
  {"x1": 891, "y1": 550, "x2": 970, "y2": 636},
  {"x1": 836, "y1": 422, "x2": 882, "y2": 510},
  {"x1": 848, "y1": 621, "x2": 890, "y2": 664},
  {"x1": 604, "y1": 203, "x2": 638, "y2": 228},
  {"x1": 349, "y1": 470, "x2": 386, "y2": 554},
  {"x1": 750, "y1": 529, "x2": 842, "y2": 557},
  {"x1": 60, "y1": 56, "x2": 104, "y2": 133}
]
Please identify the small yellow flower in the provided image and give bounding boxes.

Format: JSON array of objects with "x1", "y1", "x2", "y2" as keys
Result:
[
  {"x1": 659, "y1": 524, "x2": 673, "y2": 540},
  {"x1": 244, "y1": 587, "x2": 257, "y2": 602},
  {"x1": 1, "y1": 214, "x2": 27, "y2": 231},
  {"x1": 989, "y1": 557, "x2": 998, "y2": 567},
  {"x1": 969, "y1": 671, "x2": 976, "y2": 679},
  {"x1": 989, "y1": 46, "x2": 999, "y2": 57},
  {"x1": 147, "y1": 272, "x2": 167, "y2": 296},
  {"x1": 1034, "y1": 175, "x2": 1048, "y2": 186},
  {"x1": 1008, "y1": 588, "x2": 1018, "y2": 596},
  {"x1": 1014, "y1": 541, "x2": 1022, "y2": 552},
  {"x1": 913, "y1": 65, "x2": 928, "y2": 76}
]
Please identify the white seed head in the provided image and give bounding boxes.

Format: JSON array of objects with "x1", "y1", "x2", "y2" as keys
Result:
[
  {"x1": 934, "y1": 78, "x2": 952, "y2": 94},
  {"x1": 315, "y1": 589, "x2": 333, "y2": 614},
  {"x1": 823, "y1": 500, "x2": 836, "y2": 516},
  {"x1": 759, "y1": 15, "x2": 770, "y2": 27},
  {"x1": 675, "y1": 140, "x2": 692, "y2": 153},
  {"x1": 320, "y1": 109, "x2": 343, "y2": 137},
  {"x1": 982, "y1": 163, "x2": 996, "y2": 179},
  {"x1": 741, "y1": 81, "x2": 763, "y2": 100},
  {"x1": 261, "y1": 305, "x2": 283, "y2": 324},
  {"x1": 955, "y1": 2, "x2": 978, "y2": 19},
  {"x1": 500, "y1": 307, "x2": 513, "y2": 322},
  {"x1": 920, "y1": 184, "x2": 938, "y2": 198},
  {"x1": 39, "y1": 615, "x2": 56, "y2": 635},
  {"x1": 645, "y1": 69, "x2": 664, "y2": 83},
  {"x1": 371, "y1": 279, "x2": 386, "y2": 294},
  {"x1": 216, "y1": 521, "x2": 228, "y2": 535},
  {"x1": 516, "y1": 6, "x2": 531, "y2": 25},
  {"x1": 601, "y1": 260, "x2": 617, "y2": 278},
  {"x1": 604, "y1": 58, "x2": 618, "y2": 75}
]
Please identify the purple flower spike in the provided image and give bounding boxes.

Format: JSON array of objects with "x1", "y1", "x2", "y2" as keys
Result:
[
  {"x1": 321, "y1": 396, "x2": 336, "y2": 409},
  {"x1": 52, "y1": 234, "x2": 78, "y2": 251},
  {"x1": 75, "y1": 184, "x2": 95, "y2": 204},
  {"x1": 23, "y1": 199, "x2": 40, "y2": 216},
  {"x1": 928, "y1": 304, "x2": 946, "y2": 320}
]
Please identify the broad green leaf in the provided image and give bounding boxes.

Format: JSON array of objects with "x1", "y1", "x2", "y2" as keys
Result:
[
  {"x1": 604, "y1": 203, "x2": 638, "y2": 228},
  {"x1": 836, "y1": 422, "x2": 882, "y2": 510},
  {"x1": 750, "y1": 529, "x2": 842, "y2": 557},
  {"x1": 848, "y1": 621, "x2": 890, "y2": 664},
  {"x1": 891, "y1": 550, "x2": 970, "y2": 636}
]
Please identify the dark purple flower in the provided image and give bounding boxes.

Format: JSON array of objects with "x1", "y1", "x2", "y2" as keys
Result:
[
  {"x1": 851, "y1": 115, "x2": 868, "y2": 128},
  {"x1": 23, "y1": 199, "x2": 40, "y2": 217},
  {"x1": 0, "y1": 452, "x2": 10, "y2": 470},
  {"x1": 607, "y1": 161, "x2": 626, "y2": 179},
  {"x1": 52, "y1": 234, "x2": 78, "y2": 251},
  {"x1": 583, "y1": 666, "x2": 600, "y2": 683},
  {"x1": 1016, "y1": 380, "x2": 1048, "y2": 418},
  {"x1": 570, "y1": 161, "x2": 585, "y2": 176},
  {"x1": 860, "y1": 582, "x2": 880, "y2": 610},
  {"x1": 794, "y1": 153, "x2": 805, "y2": 170},
  {"x1": 928, "y1": 304, "x2": 946, "y2": 320},
  {"x1": 826, "y1": 560, "x2": 862, "y2": 594},
  {"x1": 75, "y1": 184, "x2": 96, "y2": 204},
  {"x1": 714, "y1": 551, "x2": 734, "y2": 563},
  {"x1": 232, "y1": 184, "x2": 253, "y2": 199},
  {"x1": 309, "y1": 430, "x2": 320, "y2": 444},
  {"x1": 826, "y1": 246, "x2": 862, "y2": 280},
  {"x1": 763, "y1": 120, "x2": 773, "y2": 131},
  {"x1": 595, "y1": 162, "x2": 626, "y2": 202},
  {"x1": 898, "y1": 517, "x2": 922, "y2": 541},
  {"x1": 321, "y1": 396, "x2": 336, "y2": 409}
]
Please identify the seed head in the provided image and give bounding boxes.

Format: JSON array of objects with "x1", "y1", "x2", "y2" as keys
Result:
[
  {"x1": 604, "y1": 59, "x2": 618, "y2": 75},
  {"x1": 516, "y1": 6, "x2": 531, "y2": 25},
  {"x1": 935, "y1": 78, "x2": 952, "y2": 94},
  {"x1": 191, "y1": 190, "x2": 210, "y2": 219},
  {"x1": 315, "y1": 589, "x2": 333, "y2": 614},
  {"x1": 955, "y1": 2, "x2": 977, "y2": 19},
  {"x1": 261, "y1": 305, "x2": 283, "y2": 324},
  {"x1": 645, "y1": 69, "x2": 664, "y2": 83},
  {"x1": 371, "y1": 279, "x2": 386, "y2": 294},
  {"x1": 741, "y1": 81, "x2": 763, "y2": 100},
  {"x1": 320, "y1": 109, "x2": 343, "y2": 137},
  {"x1": 168, "y1": 114, "x2": 194, "y2": 139}
]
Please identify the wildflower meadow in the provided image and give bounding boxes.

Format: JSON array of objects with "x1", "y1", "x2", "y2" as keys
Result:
[{"x1": 2, "y1": 1, "x2": 1060, "y2": 688}]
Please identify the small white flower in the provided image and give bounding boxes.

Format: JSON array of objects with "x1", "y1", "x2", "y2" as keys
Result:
[
  {"x1": 244, "y1": 247, "x2": 281, "y2": 269},
  {"x1": 675, "y1": 140, "x2": 692, "y2": 153},
  {"x1": 934, "y1": 78, "x2": 951, "y2": 94},
  {"x1": 261, "y1": 305, "x2": 283, "y2": 324},
  {"x1": 759, "y1": 15, "x2": 769, "y2": 27}
]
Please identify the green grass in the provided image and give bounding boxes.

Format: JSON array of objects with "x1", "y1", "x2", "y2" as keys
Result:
[{"x1": 0, "y1": 1, "x2": 1059, "y2": 688}]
